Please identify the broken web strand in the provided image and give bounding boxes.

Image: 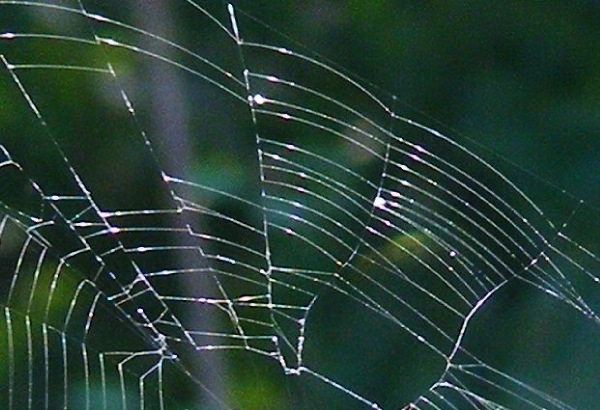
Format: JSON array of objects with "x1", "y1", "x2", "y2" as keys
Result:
[
  {"x1": 230, "y1": 3, "x2": 386, "y2": 408},
  {"x1": 230, "y1": 9, "x2": 331, "y2": 403},
  {"x1": 232, "y1": 2, "x2": 319, "y2": 374}
]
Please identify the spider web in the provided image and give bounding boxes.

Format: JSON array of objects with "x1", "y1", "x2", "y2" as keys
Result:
[{"x1": 1, "y1": 1, "x2": 600, "y2": 409}]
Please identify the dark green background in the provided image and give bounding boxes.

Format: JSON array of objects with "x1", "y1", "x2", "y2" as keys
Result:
[{"x1": 1, "y1": 1, "x2": 599, "y2": 409}]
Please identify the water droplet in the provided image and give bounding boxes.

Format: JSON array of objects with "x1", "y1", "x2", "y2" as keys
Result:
[
  {"x1": 99, "y1": 37, "x2": 119, "y2": 46},
  {"x1": 87, "y1": 12, "x2": 108, "y2": 22},
  {"x1": 252, "y1": 94, "x2": 266, "y2": 105},
  {"x1": 1, "y1": 32, "x2": 15, "y2": 39},
  {"x1": 373, "y1": 196, "x2": 386, "y2": 209},
  {"x1": 449, "y1": 250, "x2": 457, "y2": 258},
  {"x1": 288, "y1": 368, "x2": 301, "y2": 375}
]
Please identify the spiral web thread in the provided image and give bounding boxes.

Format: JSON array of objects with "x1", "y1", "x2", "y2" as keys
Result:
[{"x1": 0, "y1": 1, "x2": 599, "y2": 409}]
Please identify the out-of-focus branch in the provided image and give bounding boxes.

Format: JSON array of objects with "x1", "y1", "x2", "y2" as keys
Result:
[{"x1": 134, "y1": 1, "x2": 224, "y2": 408}]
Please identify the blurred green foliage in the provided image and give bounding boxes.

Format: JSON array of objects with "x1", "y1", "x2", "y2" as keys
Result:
[{"x1": 1, "y1": 1, "x2": 599, "y2": 409}]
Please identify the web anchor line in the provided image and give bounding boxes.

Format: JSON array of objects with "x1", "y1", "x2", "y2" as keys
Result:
[{"x1": 1, "y1": 1, "x2": 599, "y2": 410}]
